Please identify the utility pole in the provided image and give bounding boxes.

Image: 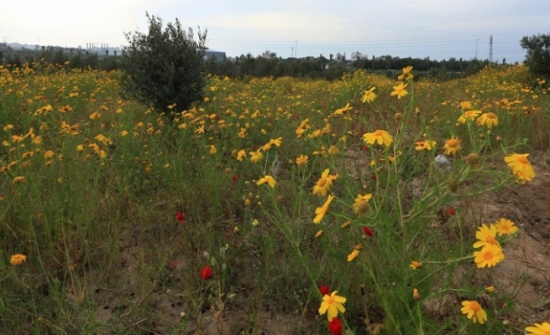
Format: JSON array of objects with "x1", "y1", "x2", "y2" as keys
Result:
[
  {"x1": 475, "y1": 37, "x2": 479, "y2": 59},
  {"x1": 291, "y1": 47, "x2": 294, "y2": 58},
  {"x1": 295, "y1": 40, "x2": 298, "y2": 58},
  {"x1": 489, "y1": 35, "x2": 493, "y2": 62}
]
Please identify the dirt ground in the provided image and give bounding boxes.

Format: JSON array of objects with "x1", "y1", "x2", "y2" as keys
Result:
[{"x1": 475, "y1": 155, "x2": 550, "y2": 326}]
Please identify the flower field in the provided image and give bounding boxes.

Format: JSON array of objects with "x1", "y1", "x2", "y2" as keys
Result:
[{"x1": 1, "y1": 61, "x2": 549, "y2": 334}]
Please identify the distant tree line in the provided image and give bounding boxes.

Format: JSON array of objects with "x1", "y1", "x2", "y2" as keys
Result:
[
  {"x1": 205, "y1": 51, "x2": 498, "y2": 81},
  {"x1": 2, "y1": 32, "x2": 549, "y2": 82},
  {"x1": 0, "y1": 44, "x2": 119, "y2": 71},
  {"x1": 0, "y1": 43, "x2": 496, "y2": 80}
]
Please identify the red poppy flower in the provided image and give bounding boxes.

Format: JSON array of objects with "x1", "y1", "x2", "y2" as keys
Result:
[
  {"x1": 447, "y1": 207, "x2": 456, "y2": 216},
  {"x1": 319, "y1": 285, "x2": 330, "y2": 296},
  {"x1": 362, "y1": 226, "x2": 374, "y2": 237},
  {"x1": 328, "y1": 317, "x2": 342, "y2": 335},
  {"x1": 176, "y1": 210, "x2": 185, "y2": 224},
  {"x1": 232, "y1": 175, "x2": 238, "y2": 182},
  {"x1": 200, "y1": 265, "x2": 212, "y2": 280},
  {"x1": 171, "y1": 261, "x2": 179, "y2": 269}
]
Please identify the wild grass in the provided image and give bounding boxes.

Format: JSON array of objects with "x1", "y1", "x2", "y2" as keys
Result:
[{"x1": 1, "y1": 61, "x2": 548, "y2": 334}]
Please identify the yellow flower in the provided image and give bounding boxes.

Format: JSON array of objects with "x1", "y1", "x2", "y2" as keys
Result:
[
  {"x1": 361, "y1": 87, "x2": 377, "y2": 103},
  {"x1": 312, "y1": 169, "x2": 338, "y2": 197},
  {"x1": 473, "y1": 224, "x2": 500, "y2": 249},
  {"x1": 32, "y1": 136, "x2": 42, "y2": 145},
  {"x1": 457, "y1": 110, "x2": 481, "y2": 124},
  {"x1": 43, "y1": 150, "x2": 55, "y2": 159},
  {"x1": 353, "y1": 193, "x2": 372, "y2": 215},
  {"x1": 315, "y1": 230, "x2": 324, "y2": 238},
  {"x1": 460, "y1": 101, "x2": 473, "y2": 110},
  {"x1": 525, "y1": 322, "x2": 550, "y2": 335},
  {"x1": 347, "y1": 249, "x2": 359, "y2": 262},
  {"x1": 89, "y1": 111, "x2": 101, "y2": 120},
  {"x1": 332, "y1": 103, "x2": 353, "y2": 116},
  {"x1": 409, "y1": 260, "x2": 422, "y2": 270},
  {"x1": 236, "y1": 149, "x2": 246, "y2": 161},
  {"x1": 10, "y1": 254, "x2": 27, "y2": 266},
  {"x1": 89, "y1": 143, "x2": 100, "y2": 153},
  {"x1": 295, "y1": 118, "x2": 310, "y2": 137},
  {"x1": 12, "y1": 134, "x2": 24, "y2": 143},
  {"x1": 13, "y1": 176, "x2": 25, "y2": 185},
  {"x1": 210, "y1": 145, "x2": 217, "y2": 155},
  {"x1": 328, "y1": 145, "x2": 339, "y2": 155},
  {"x1": 504, "y1": 153, "x2": 535, "y2": 182},
  {"x1": 474, "y1": 244, "x2": 505, "y2": 268},
  {"x1": 76, "y1": 144, "x2": 84, "y2": 152},
  {"x1": 249, "y1": 149, "x2": 263, "y2": 163},
  {"x1": 261, "y1": 142, "x2": 272, "y2": 151},
  {"x1": 390, "y1": 82, "x2": 408, "y2": 99},
  {"x1": 398, "y1": 66, "x2": 414, "y2": 80},
  {"x1": 415, "y1": 140, "x2": 436, "y2": 151},
  {"x1": 256, "y1": 175, "x2": 276, "y2": 189},
  {"x1": 94, "y1": 134, "x2": 113, "y2": 146},
  {"x1": 494, "y1": 218, "x2": 518, "y2": 236},
  {"x1": 461, "y1": 300, "x2": 487, "y2": 324},
  {"x1": 318, "y1": 291, "x2": 346, "y2": 321},
  {"x1": 363, "y1": 130, "x2": 393, "y2": 148},
  {"x1": 485, "y1": 285, "x2": 495, "y2": 293},
  {"x1": 476, "y1": 112, "x2": 498, "y2": 129},
  {"x1": 261, "y1": 137, "x2": 282, "y2": 151},
  {"x1": 313, "y1": 195, "x2": 335, "y2": 224},
  {"x1": 413, "y1": 288, "x2": 420, "y2": 299},
  {"x1": 308, "y1": 129, "x2": 321, "y2": 139},
  {"x1": 295, "y1": 154, "x2": 309, "y2": 167},
  {"x1": 443, "y1": 137, "x2": 461, "y2": 156},
  {"x1": 269, "y1": 137, "x2": 283, "y2": 147}
]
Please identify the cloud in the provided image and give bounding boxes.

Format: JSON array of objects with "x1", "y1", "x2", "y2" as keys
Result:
[
  {"x1": 207, "y1": 11, "x2": 347, "y2": 41},
  {"x1": 2, "y1": 0, "x2": 165, "y2": 46},
  {"x1": 1, "y1": 0, "x2": 547, "y2": 61}
]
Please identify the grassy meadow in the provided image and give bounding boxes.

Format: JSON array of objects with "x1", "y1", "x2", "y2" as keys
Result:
[{"x1": 1, "y1": 61, "x2": 549, "y2": 334}]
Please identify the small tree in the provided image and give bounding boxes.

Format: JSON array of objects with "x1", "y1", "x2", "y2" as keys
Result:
[
  {"x1": 120, "y1": 13, "x2": 207, "y2": 116},
  {"x1": 520, "y1": 34, "x2": 550, "y2": 80}
]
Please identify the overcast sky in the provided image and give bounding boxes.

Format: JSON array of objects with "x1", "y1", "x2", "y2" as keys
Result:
[{"x1": 2, "y1": 0, "x2": 549, "y2": 63}]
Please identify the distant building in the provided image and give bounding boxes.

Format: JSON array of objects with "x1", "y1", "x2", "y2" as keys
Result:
[{"x1": 204, "y1": 50, "x2": 226, "y2": 62}]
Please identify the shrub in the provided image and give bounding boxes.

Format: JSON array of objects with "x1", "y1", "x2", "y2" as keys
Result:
[{"x1": 120, "y1": 13, "x2": 207, "y2": 117}]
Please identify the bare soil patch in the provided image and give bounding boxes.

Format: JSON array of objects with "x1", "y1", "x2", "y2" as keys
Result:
[{"x1": 481, "y1": 162, "x2": 550, "y2": 325}]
